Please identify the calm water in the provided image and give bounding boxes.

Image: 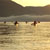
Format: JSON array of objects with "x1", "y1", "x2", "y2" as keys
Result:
[{"x1": 0, "y1": 22, "x2": 50, "y2": 50}]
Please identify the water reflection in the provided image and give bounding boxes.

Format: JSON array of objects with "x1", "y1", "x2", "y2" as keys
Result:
[{"x1": 0, "y1": 22, "x2": 50, "y2": 50}]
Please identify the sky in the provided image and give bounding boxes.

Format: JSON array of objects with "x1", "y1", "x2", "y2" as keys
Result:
[{"x1": 12, "y1": 0, "x2": 50, "y2": 7}]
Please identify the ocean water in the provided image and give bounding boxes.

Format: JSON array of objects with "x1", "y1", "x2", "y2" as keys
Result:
[{"x1": 0, "y1": 22, "x2": 50, "y2": 50}]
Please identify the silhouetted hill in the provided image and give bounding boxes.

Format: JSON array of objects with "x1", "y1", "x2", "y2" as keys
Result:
[
  {"x1": 0, "y1": 0, "x2": 24, "y2": 17},
  {"x1": 45, "y1": 5, "x2": 50, "y2": 7},
  {"x1": 24, "y1": 5, "x2": 50, "y2": 15},
  {"x1": 0, "y1": 0, "x2": 50, "y2": 17}
]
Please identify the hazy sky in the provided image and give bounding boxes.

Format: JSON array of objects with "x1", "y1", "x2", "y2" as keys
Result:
[{"x1": 12, "y1": 0, "x2": 50, "y2": 7}]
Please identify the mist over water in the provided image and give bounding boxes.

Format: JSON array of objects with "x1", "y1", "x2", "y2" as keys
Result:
[
  {"x1": 0, "y1": 15, "x2": 50, "y2": 21},
  {"x1": 0, "y1": 22, "x2": 50, "y2": 50}
]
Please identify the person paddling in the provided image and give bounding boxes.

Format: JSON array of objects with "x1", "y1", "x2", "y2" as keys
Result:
[
  {"x1": 25, "y1": 21, "x2": 28, "y2": 24},
  {"x1": 31, "y1": 21, "x2": 37, "y2": 26},
  {"x1": 4, "y1": 21, "x2": 6, "y2": 24},
  {"x1": 34, "y1": 21, "x2": 37, "y2": 26},
  {"x1": 14, "y1": 21, "x2": 18, "y2": 25}
]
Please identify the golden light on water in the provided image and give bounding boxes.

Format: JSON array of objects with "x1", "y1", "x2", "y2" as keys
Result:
[
  {"x1": 12, "y1": 0, "x2": 50, "y2": 7},
  {"x1": 16, "y1": 24, "x2": 19, "y2": 28}
]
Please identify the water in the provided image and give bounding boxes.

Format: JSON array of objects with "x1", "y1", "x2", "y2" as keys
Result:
[{"x1": 0, "y1": 22, "x2": 50, "y2": 50}]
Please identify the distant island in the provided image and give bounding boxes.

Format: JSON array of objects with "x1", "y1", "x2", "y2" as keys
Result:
[{"x1": 0, "y1": 0, "x2": 50, "y2": 17}]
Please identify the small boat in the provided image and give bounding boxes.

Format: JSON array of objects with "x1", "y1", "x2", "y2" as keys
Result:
[{"x1": 31, "y1": 23, "x2": 34, "y2": 25}]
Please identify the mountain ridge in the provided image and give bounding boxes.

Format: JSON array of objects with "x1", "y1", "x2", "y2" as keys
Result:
[{"x1": 0, "y1": 0, "x2": 50, "y2": 17}]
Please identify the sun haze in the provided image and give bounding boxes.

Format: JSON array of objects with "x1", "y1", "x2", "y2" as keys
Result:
[{"x1": 12, "y1": 0, "x2": 50, "y2": 7}]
